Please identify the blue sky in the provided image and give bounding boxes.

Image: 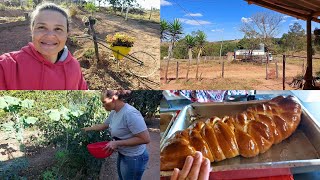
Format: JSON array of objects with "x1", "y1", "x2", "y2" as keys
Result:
[{"x1": 161, "y1": 0, "x2": 319, "y2": 42}]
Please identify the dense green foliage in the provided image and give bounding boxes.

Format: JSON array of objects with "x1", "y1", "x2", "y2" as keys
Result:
[{"x1": 0, "y1": 90, "x2": 161, "y2": 178}]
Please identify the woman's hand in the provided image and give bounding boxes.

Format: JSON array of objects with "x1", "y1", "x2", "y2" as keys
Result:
[
  {"x1": 103, "y1": 141, "x2": 118, "y2": 154},
  {"x1": 170, "y1": 151, "x2": 211, "y2": 180}
]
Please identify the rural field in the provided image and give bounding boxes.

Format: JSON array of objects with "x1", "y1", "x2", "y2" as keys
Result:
[
  {"x1": 160, "y1": 56, "x2": 320, "y2": 90},
  {"x1": 0, "y1": 5, "x2": 160, "y2": 89}
]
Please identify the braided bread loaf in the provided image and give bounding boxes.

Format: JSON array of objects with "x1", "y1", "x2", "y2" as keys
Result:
[{"x1": 160, "y1": 95, "x2": 302, "y2": 171}]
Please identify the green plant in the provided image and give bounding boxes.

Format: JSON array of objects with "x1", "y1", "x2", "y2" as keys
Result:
[
  {"x1": 27, "y1": 0, "x2": 34, "y2": 8},
  {"x1": 316, "y1": 71, "x2": 320, "y2": 78},
  {"x1": 42, "y1": 170, "x2": 55, "y2": 180},
  {"x1": 0, "y1": 3, "x2": 6, "y2": 11},
  {"x1": 0, "y1": 96, "x2": 38, "y2": 147},
  {"x1": 126, "y1": 90, "x2": 162, "y2": 117},
  {"x1": 69, "y1": 5, "x2": 78, "y2": 17},
  {"x1": 84, "y1": 2, "x2": 97, "y2": 15},
  {"x1": 38, "y1": 96, "x2": 110, "y2": 178},
  {"x1": 0, "y1": 158, "x2": 28, "y2": 179},
  {"x1": 83, "y1": 48, "x2": 95, "y2": 59},
  {"x1": 69, "y1": 36, "x2": 78, "y2": 46}
]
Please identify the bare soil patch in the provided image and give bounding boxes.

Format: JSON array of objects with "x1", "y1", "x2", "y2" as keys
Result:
[{"x1": 160, "y1": 59, "x2": 305, "y2": 90}]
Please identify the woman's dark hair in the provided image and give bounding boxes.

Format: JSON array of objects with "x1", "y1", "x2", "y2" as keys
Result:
[
  {"x1": 30, "y1": 2, "x2": 69, "y2": 32},
  {"x1": 101, "y1": 90, "x2": 132, "y2": 100}
]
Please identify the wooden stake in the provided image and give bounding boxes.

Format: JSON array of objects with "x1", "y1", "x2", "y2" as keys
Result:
[
  {"x1": 176, "y1": 61, "x2": 179, "y2": 81},
  {"x1": 283, "y1": 54, "x2": 286, "y2": 90}
]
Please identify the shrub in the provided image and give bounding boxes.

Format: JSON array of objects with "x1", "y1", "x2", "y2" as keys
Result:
[
  {"x1": 69, "y1": 5, "x2": 78, "y2": 18},
  {"x1": 84, "y1": 2, "x2": 97, "y2": 15},
  {"x1": 0, "y1": 3, "x2": 5, "y2": 11},
  {"x1": 0, "y1": 158, "x2": 28, "y2": 179},
  {"x1": 83, "y1": 48, "x2": 95, "y2": 59},
  {"x1": 38, "y1": 95, "x2": 111, "y2": 178}
]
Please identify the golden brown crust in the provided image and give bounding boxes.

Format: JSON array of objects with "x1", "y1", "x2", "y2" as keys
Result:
[{"x1": 160, "y1": 95, "x2": 302, "y2": 171}]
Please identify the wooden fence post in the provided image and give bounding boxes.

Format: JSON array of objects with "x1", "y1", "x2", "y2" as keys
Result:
[
  {"x1": 302, "y1": 58, "x2": 305, "y2": 75},
  {"x1": 266, "y1": 52, "x2": 269, "y2": 80},
  {"x1": 276, "y1": 58, "x2": 278, "y2": 79},
  {"x1": 89, "y1": 16, "x2": 99, "y2": 62},
  {"x1": 283, "y1": 55, "x2": 286, "y2": 90},
  {"x1": 222, "y1": 58, "x2": 224, "y2": 78},
  {"x1": 176, "y1": 61, "x2": 179, "y2": 81}
]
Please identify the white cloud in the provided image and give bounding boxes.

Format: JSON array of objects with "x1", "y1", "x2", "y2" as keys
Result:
[
  {"x1": 283, "y1": 15, "x2": 291, "y2": 19},
  {"x1": 289, "y1": 23, "x2": 293, "y2": 26},
  {"x1": 179, "y1": 18, "x2": 211, "y2": 25},
  {"x1": 161, "y1": 0, "x2": 172, "y2": 6},
  {"x1": 291, "y1": 19, "x2": 299, "y2": 22},
  {"x1": 185, "y1": 13, "x2": 203, "y2": 17},
  {"x1": 137, "y1": 0, "x2": 160, "y2": 9},
  {"x1": 211, "y1": 28, "x2": 224, "y2": 32},
  {"x1": 241, "y1": 17, "x2": 252, "y2": 23},
  {"x1": 280, "y1": 20, "x2": 286, "y2": 23}
]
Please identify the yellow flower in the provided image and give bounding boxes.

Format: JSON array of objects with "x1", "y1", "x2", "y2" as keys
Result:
[{"x1": 105, "y1": 33, "x2": 135, "y2": 47}]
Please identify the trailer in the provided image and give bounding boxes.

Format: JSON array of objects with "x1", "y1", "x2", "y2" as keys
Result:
[{"x1": 234, "y1": 49, "x2": 273, "y2": 62}]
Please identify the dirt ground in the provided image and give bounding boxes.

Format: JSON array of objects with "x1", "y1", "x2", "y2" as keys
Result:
[
  {"x1": 160, "y1": 60, "x2": 307, "y2": 90},
  {"x1": 0, "y1": 8, "x2": 160, "y2": 90}
]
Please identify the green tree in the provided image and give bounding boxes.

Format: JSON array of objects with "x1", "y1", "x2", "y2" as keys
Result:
[
  {"x1": 160, "y1": 19, "x2": 169, "y2": 42},
  {"x1": 165, "y1": 19, "x2": 183, "y2": 83},
  {"x1": 84, "y1": 2, "x2": 97, "y2": 16},
  {"x1": 281, "y1": 22, "x2": 306, "y2": 53},
  {"x1": 185, "y1": 34, "x2": 196, "y2": 80},
  {"x1": 195, "y1": 30, "x2": 206, "y2": 80}
]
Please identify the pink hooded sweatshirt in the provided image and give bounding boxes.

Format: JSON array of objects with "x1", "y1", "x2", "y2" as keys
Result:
[{"x1": 0, "y1": 43, "x2": 87, "y2": 90}]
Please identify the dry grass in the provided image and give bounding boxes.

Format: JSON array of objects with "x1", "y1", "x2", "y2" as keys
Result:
[
  {"x1": 0, "y1": 16, "x2": 25, "y2": 23},
  {"x1": 273, "y1": 55, "x2": 320, "y2": 75}
]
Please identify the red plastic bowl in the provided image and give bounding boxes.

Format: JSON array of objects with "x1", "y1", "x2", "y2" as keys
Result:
[{"x1": 87, "y1": 141, "x2": 113, "y2": 158}]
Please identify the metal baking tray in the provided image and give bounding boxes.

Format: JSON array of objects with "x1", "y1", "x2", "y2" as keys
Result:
[
  {"x1": 160, "y1": 112, "x2": 176, "y2": 146},
  {"x1": 160, "y1": 98, "x2": 320, "y2": 177}
]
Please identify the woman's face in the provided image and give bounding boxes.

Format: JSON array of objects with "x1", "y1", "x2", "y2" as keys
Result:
[
  {"x1": 32, "y1": 10, "x2": 68, "y2": 62},
  {"x1": 101, "y1": 96, "x2": 115, "y2": 111}
]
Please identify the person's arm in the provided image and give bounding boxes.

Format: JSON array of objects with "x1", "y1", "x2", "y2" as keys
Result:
[
  {"x1": 103, "y1": 130, "x2": 150, "y2": 152},
  {"x1": 0, "y1": 58, "x2": 7, "y2": 90},
  {"x1": 83, "y1": 123, "x2": 108, "y2": 131},
  {"x1": 117, "y1": 130, "x2": 150, "y2": 146},
  {"x1": 78, "y1": 72, "x2": 88, "y2": 90}
]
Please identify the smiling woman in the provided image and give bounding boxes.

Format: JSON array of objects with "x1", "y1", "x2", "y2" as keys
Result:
[{"x1": 0, "y1": 3, "x2": 87, "y2": 90}]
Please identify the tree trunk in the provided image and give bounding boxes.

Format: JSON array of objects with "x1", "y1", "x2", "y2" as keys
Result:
[
  {"x1": 196, "y1": 48, "x2": 202, "y2": 80},
  {"x1": 121, "y1": 1, "x2": 124, "y2": 16},
  {"x1": 165, "y1": 43, "x2": 173, "y2": 83},
  {"x1": 149, "y1": 7, "x2": 152, "y2": 20},
  {"x1": 266, "y1": 51, "x2": 269, "y2": 80},
  {"x1": 186, "y1": 48, "x2": 192, "y2": 80},
  {"x1": 125, "y1": 6, "x2": 129, "y2": 20}
]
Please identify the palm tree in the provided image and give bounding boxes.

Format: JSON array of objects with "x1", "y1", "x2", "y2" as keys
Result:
[
  {"x1": 164, "y1": 19, "x2": 183, "y2": 83},
  {"x1": 195, "y1": 30, "x2": 206, "y2": 80},
  {"x1": 185, "y1": 35, "x2": 196, "y2": 80},
  {"x1": 160, "y1": 19, "x2": 169, "y2": 42}
]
